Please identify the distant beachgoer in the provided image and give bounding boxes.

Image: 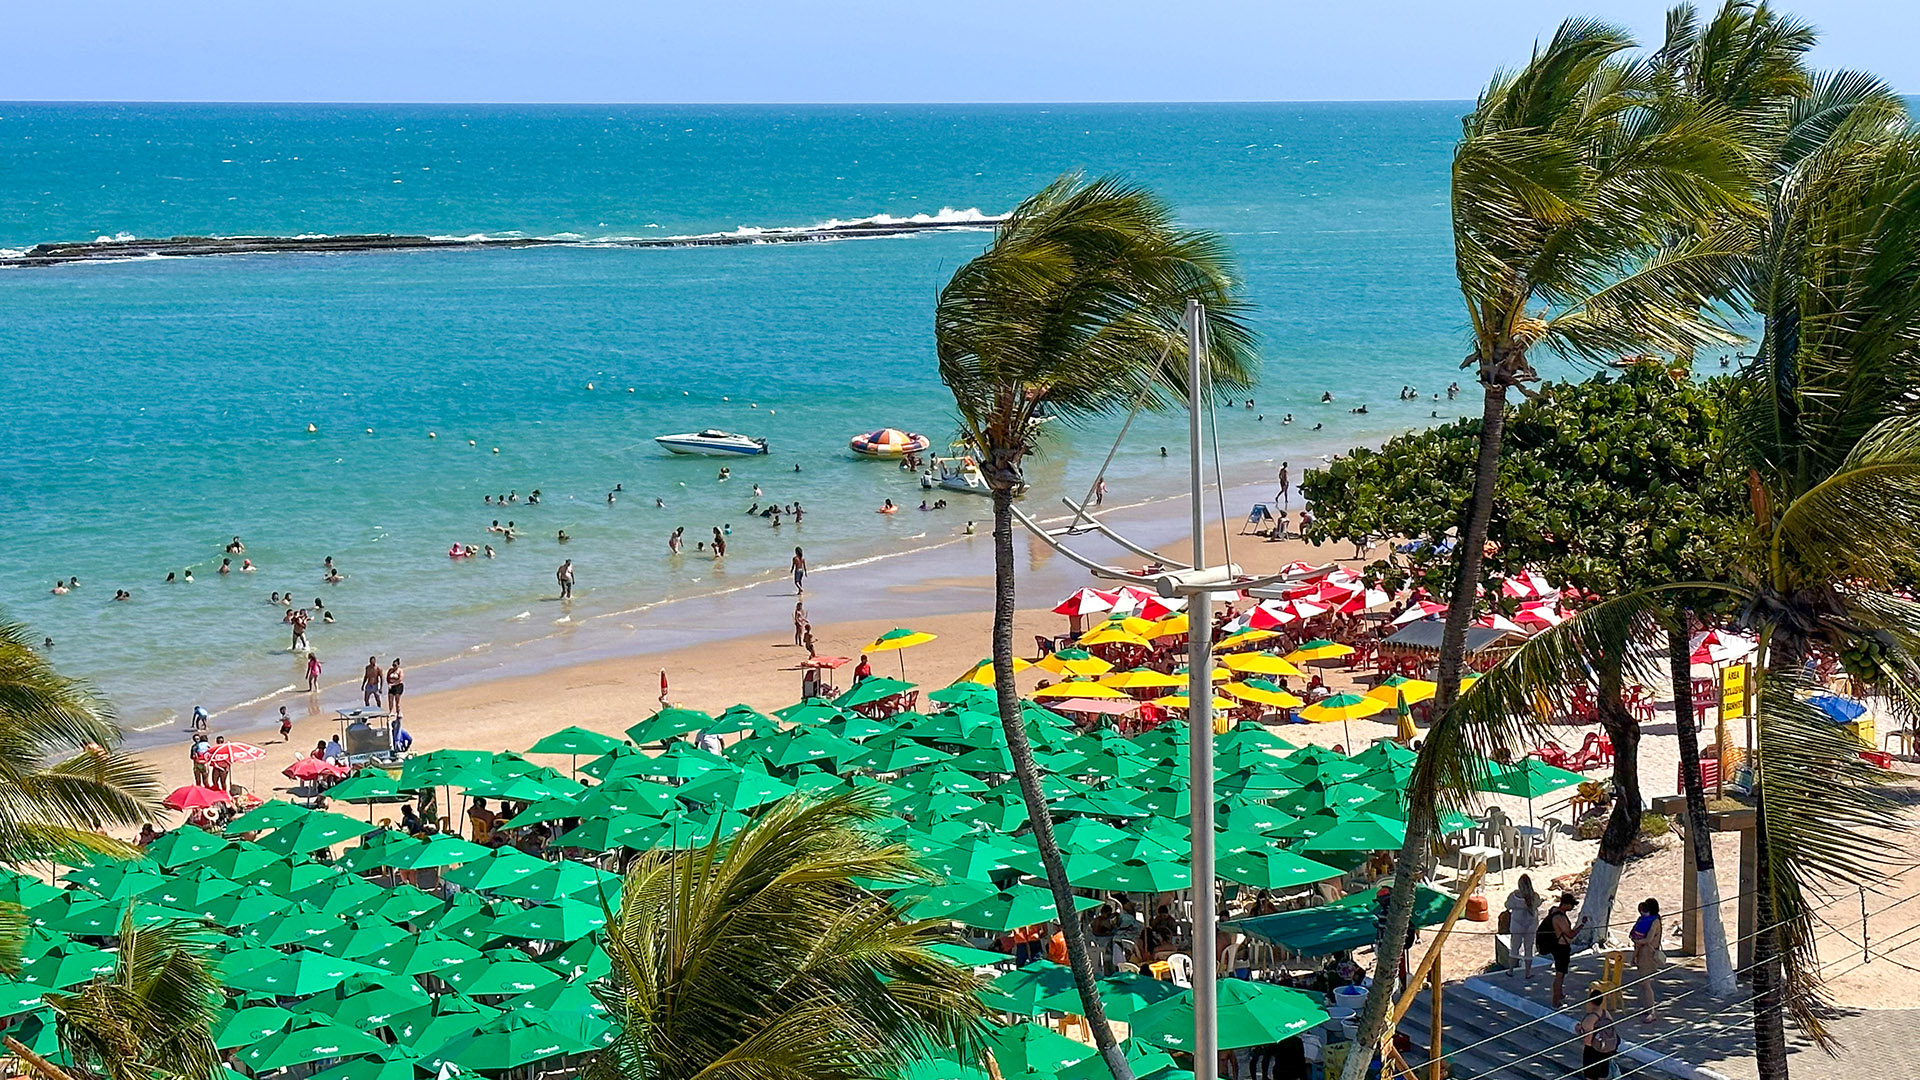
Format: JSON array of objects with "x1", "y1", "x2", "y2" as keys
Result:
[
  {"x1": 484, "y1": 544, "x2": 496, "y2": 558},
  {"x1": 190, "y1": 735, "x2": 210, "y2": 786},
  {"x1": 218, "y1": 558, "x2": 232, "y2": 575},
  {"x1": 241, "y1": 559, "x2": 255, "y2": 572},
  {"x1": 312, "y1": 740, "x2": 328, "y2": 760},
  {"x1": 853, "y1": 655, "x2": 871, "y2": 683},
  {"x1": 1506, "y1": 875, "x2": 1540, "y2": 980},
  {"x1": 485, "y1": 494, "x2": 494, "y2": 505},
  {"x1": 1094, "y1": 477, "x2": 1107, "y2": 506},
  {"x1": 226, "y1": 536, "x2": 245, "y2": 554},
  {"x1": 289, "y1": 610, "x2": 311, "y2": 652},
  {"x1": 1312, "y1": 422, "x2": 1323, "y2": 431},
  {"x1": 802, "y1": 624, "x2": 817, "y2": 657},
  {"x1": 1631, "y1": 898, "x2": 1664, "y2": 1019},
  {"x1": 1542, "y1": 892, "x2": 1588, "y2": 1008},
  {"x1": 306, "y1": 652, "x2": 322, "y2": 692},
  {"x1": 530, "y1": 489, "x2": 542, "y2": 504},
  {"x1": 793, "y1": 602, "x2": 807, "y2": 645},
  {"x1": 1159, "y1": 447, "x2": 1167, "y2": 456},
  {"x1": 362, "y1": 657, "x2": 384, "y2": 708},
  {"x1": 1283, "y1": 413, "x2": 1293, "y2": 424},
  {"x1": 878, "y1": 499, "x2": 896, "y2": 514},
  {"x1": 1577, "y1": 984, "x2": 1620, "y2": 1079},
  {"x1": 113, "y1": 589, "x2": 130, "y2": 601},
  {"x1": 607, "y1": 491, "x2": 616, "y2": 505},
  {"x1": 964, "y1": 521, "x2": 976, "y2": 534},
  {"x1": 209, "y1": 736, "x2": 232, "y2": 791},
  {"x1": 793, "y1": 462, "x2": 802, "y2": 471},
  {"x1": 278, "y1": 706, "x2": 293, "y2": 741},
  {"x1": 324, "y1": 567, "x2": 343, "y2": 583},
  {"x1": 1277, "y1": 462, "x2": 1290, "y2": 509},
  {"x1": 791, "y1": 547, "x2": 806, "y2": 593},
  {"x1": 792, "y1": 502, "x2": 804, "y2": 523},
  {"x1": 386, "y1": 659, "x2": 405, "y2": 720},
  {"x1": 668, "y1": 528, "x2": 684, "y2": 555},
  {"x1": 557, "y1": 559, "x2": 575, "y2": 599},
  {"x1": 49, "y1": 580, "x2": 68, "y2": 595},
  {"x1": 558, "y1": 530, "x2": 571, "y2": 543},
  {"x1": 712, "y1": 528, "x2": 726, "y2": 558},
  {"x1": 183, "y1": 569, "x2": 194, "y2": 583},
  {"x1": 655, "y1": 497, "x2": 665, "y2": 507}
]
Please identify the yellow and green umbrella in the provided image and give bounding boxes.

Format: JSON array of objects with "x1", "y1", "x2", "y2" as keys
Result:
[
  {"x1": 1079, "y1": 627, "x2": 1151, "y2": 648},
  {"x1": 1285, "y1": 638, "x2": 1355, "y2": 664},
  {"x1": 1222, "y1": 652, "x2": 1306, "y2": 678},
  {"x1": 1216, "y1": 628, "x2": 1279, "y2": 650},
  {"x1": 1220, "y1": 680, "x2": 1305, "y2": 710},
  {"x1": 954, "y1": 656, "x2": 1032, "y2": 685},
  {"x1": 1298, "y1": 692, "x2": 1388, "y2": 724},
  {"x1": 1037, "y1": 649, "x2": 1113, "y2": 677},
  {"x1": 867, "y1": 627, "x2": 937, "y2": 678},
  {"x1": 1101, "y1": 669, "x2": 1186, "y2": 689},
  {"x1": 1367, "y1": 675, "x2": 1437, "y2": 705}
]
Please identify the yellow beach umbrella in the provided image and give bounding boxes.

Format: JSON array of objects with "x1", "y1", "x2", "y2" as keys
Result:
[
  {"x1": 866, "y1": 627, "x2": 937, "y2": 678},
  {"x1": 1366, "y1": 678, "x2": 1437, "y2": 706},
  {"x1": 1150, "y1": 693, "x2": 1239, "y2": 712},
  {"x1": 1101, "y1": 669, "x2": 1186, "y2": 690},
  {"x1": 1031, "y1": 681, "x2": 1128, "y2": 700},
  {"x1": 1221, "y1": 653, "x2": 1306, "y2": 678},
  {"x1": 1037, "y1": 651, "x2": 1114, "y2": 677},
  {"x1": 1145, "y1": 614, "x2": 1191, "y2": 638},
  {"x1": 1221, "y1": 682, "x2": 1305, "y2": 709},
  {"x1": 1298, "y1": 693, "x2": 1389, "y2": 724},
  {"x1": 1080, "y1": 628, "x2": 1151, "y2": 648},
  {"x1": 1285, "y1": 640, "x2": 1356, "y2": 664},
  {"x1": 954, "y1": 657, "x2": 1032, "y2": 686},
  {"x1": 1216, "y1": 629, "x2": 1279, "y2": 650}
]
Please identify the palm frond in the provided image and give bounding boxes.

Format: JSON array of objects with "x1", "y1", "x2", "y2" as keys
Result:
[{"x1": 1774, "y1": 415, "x2": 1920, "y2": 585}]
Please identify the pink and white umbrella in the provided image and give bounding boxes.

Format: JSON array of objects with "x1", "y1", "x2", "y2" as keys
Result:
[
  {"x1": 1109, "y1": 585, "x2": 1160, "y2": 616},
  {"x1": 1500, "y1": 570, "x2": 1560, "y2": 601},
  {"x1": 1392, "y1": 600, "x2": 1449, "y2": 626},
  {"x1": 1337, "y1": 587, "x2": 1392, "y2": 614},
  {"x1": 1513, "y1": 603, "x2": 1567, "y2": 630},
  {"x1": 1053, "y1": 588, "x2": 1119, "y2": 618},
  {"x1": 1690, "y1": 629, "x2": 1756, "y2": 665},
  {"x1": 1135, "y1": 594, "x2": 1186, "y2": 620},
  {"x1": 204, "y1": 742, "x2": 266, "y2": 765},
  {"x1": 284, "y1": 756, "x2": 348, "y2": 782}
]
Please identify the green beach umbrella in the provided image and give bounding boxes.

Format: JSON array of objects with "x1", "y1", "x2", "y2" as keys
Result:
[
  {"x1": 624, "y1": 741, "x2": 730, "y2": 782},
  {"x1": 385, "y1": 834, "x2": 491, "y2": 870},
  {"x1": 334, "y1": 831, "x2": 426, "y2": 873},
  {"x1": 374, "y1": 884, "x2": 446, "y2": 924},
  {"x1": 63, "y1": 861, "x2": 164, "y2": 902},
  {"x1": 895, "y1": 789, "x2": 982, "y2": 823},
  {"x1": 834, "y1": 677, "x2": 917, "y2": 709},
  {"x1": 678, "y1": 767, "x2": 797, "y2": 813},
  {"x1": 979, "y1": 961, "x2": 1075, "y2": 1015},
  {"x1": 773, "y1": 698, "x2": 843, "y2": 725},
  {"x1": 927, "y1": 942, "x2": 1012, "y2": 968},
  {"x1": 894, "y1": 880, "x2": 998, "y2": 921},
  {"x1": 893, "y1": 765, "x2": 990, "y2": 795},
  {"x1": 492, "y1": 860, "x2": 620, "y2": 905},
  {"x1": 299, "y1": 983, "x2": 434, "y2": 1029},
  {"x1": 1268, "y1": 811, "x2": 1343, "y2": 843},
  {"x1": 440, "y1": 846, "x2": 546, "y2": 891},
  {"x1": 364, "y1": 934, "x2": 485, "y2": 978},
  {"x1": 239, "y1": 1018, "x2": 389, "y2": 1072},
  {"x1": 997, "y1": 846, "x2": 1113, "y2": 887},
  {"x1": 255, "y1": 810, "x2": 370, "y2": 856},
  {"x1": 44, "y1": 900, "x2": 198, "y2": 936},
  {"x1": 248, "y1": 858, "x2": 345, "y2": 896},
  {"x1": 1050, "y1": 791, "x2": 1151, "y2": 820},
  {"x1": 392, "y1": 995, "x2": 500, "y2": 1051},
  {"x1": 0, "y1": 873, "x2": 63, "y2": 912},
  {"x1": 490, "y1": 899, "x2": 608, "y2": 943},
  {"x1": 626, "y1": 706, "x2": 715, "y2": 745},
  {"x1": 752, "y1": 728, "x2": 866, "y2": 769},
  {"x1": 20, "y1": 946, "x2": 117, "y2": 990},
  {"x1": 500, "y1": 978, "x2": 611, "y2": 1046},
  {"x1": 248, "y1": 903, "x2": 345, "y2": 949},
  {"x1": 1271, "y1": 780, "x2": 1383, "y2": 818},
  {"x1": 425, "y1": 1011, "x2": 597, "y2": 1072},
  {"x1": 824, "y1": 711, "x2": 898, "y2": 741},
  {"x1": 1049, "y1": 817, "x2": 1131, "y2": 853},
  {"x1": 1477, "y1": 758, "x2": 1587, "y2": 798},
  {"x1": 0, "y1": 980, "x2": 47, "y2": 1016},
  {"x1": 578, "y1": 744, "x2": 647, "y2": 780},
  {"x1": 947, "y1": 887, "x2": 1101, "y2": 933},
  {"x1": 925, "y1": 682, "x2": 995, "y2": 706},
  {"x1": 329, "y1": 770, "x2": 407, "y2": 804},
  {"x1": 194, "y1": 841, "x2": 282, "y2": 885},
  {"x1": 308, "y1": 1047, "x2": 426, "y2": 1080},
  {"x1": 707, "y1": 704, "x2": 780, "y2": 737},
  {"x1": 552, "y1": 813, "x2": 660, "y2": 852},
  {"x1": 1039, "y1": 971, "x2": 1183, "y2": 1022},
  {"x1": 1058, "y1": 1043, "x2": 1177, "y2": 1080},
  {"x1": 1129, "y1": 979, "x2": 1328, "y2": 1051},
  {"x1": 956, "y1": 790, "x2": 1030, "y2": 832},
  {"x1": 196, "y1": 886, "x2": 291, "y2": 926},
  {"x1": 528, "y1": 726, "x2": 625, "y2": 757},
  {"x1": 145, "y1": 867, "x2": 242, "y2": 911},
  {"x1": 397, "y1": 748, "x2": 494, "y2": 788},
  {"x1": 213, "y1": 1005, "x2": 295, "y2": 1050},
  {"x1": 292, "y1": 873, "x2": 386, "y2": 917},
  {"x1": 0, "y1": 1011, "x2": 63, "y2": 1061},
  {"x1": 1350, "y1": 739, "x2": 1418, "y2": 770},
  {"x1": 228, "y1": 952, "x2": 389, "y2": 998},
  {"x1": 143, "y1": 826, "x2": 230, "y2": 868},
  {"x1": 578, "y1": 777, "x2": 682, "y2": 818},
  {"x1": 982, "y1": 1022, "x2": 1094, "y2": 1075},
  {"x1": 1216, "y1": 847, "x2": 1345, "y2": 889},
  {"x1": 313, "y1": 918, "x2": 409, "y2": 959},
  {"x1": 442, "y1": 955, "x2": 562, "y2": 997},
  {"x1": 1295, "y1": 812, "x2": 1408, "y2": 853},
  {"x1": 851, "y1": 736, "x2": 954, "y2": 773},
  {"x1": 460, "y1": 773, "x2": 579, "y2": 803},
  {"x1": 1080, "y1": 858, "x2": 1191, "y2": 895},
  {"x1": 426, "y1": 902, "x2": 499, "y2": 947},
  {"x1": 225, "y1": 799, "x2": 312, "y2": 833}
]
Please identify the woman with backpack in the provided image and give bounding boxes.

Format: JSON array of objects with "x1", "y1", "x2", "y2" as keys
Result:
[{"x1": 1576, "y1": 983, "x2": 1621, "y2": 1078}]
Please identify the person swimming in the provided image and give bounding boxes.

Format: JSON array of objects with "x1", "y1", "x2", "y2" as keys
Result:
[
  {"x1": 240, "y1": 558, "x2": 255, "y2": 572},
  {"x1": 225, "y1": 536, "x2": 245, "y2": 554},
  {"x1": 219, "y1": 558, "x2": 232, "y2": 574},
  {"x1": 1321, "y1": 391, "x2": 1334, "y2": 402},
  {"x1": 878, "y1": 499, "x2": 897, "y2": 514},
  {"x1": 484, "y1": 544, "x2": 496, "y2": 558},
  {"x1": 558, "y1": 530, "x2": 571, "y2": 543}
]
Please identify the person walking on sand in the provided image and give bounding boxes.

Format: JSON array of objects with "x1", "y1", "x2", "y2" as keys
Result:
[
  {"x1": 793, "y1": 602, "x2": 807, "y2": 646},
  {"x1": 1630, "y1": 897, "x2": 1664, "y2": 1020},
  {"x1": 305, "y1": 652, "x2": 322, "y2": 693},
  {"x1": 362, "y1": 656, "x2": 384, "y2": 708},
  {"x1": 1277, "y1": 462, "x2": 1290, "y2": 509},
  {"x1": 209, "y1": 736, "x2": 231, "y2": 792},
  {"x1": 278, "y1": 706, "x2": 293, "y2": 741},
  {"x1": 1094, "y1": 476, "x2": 1107, "y2": 506},
  {"x1": 386, "y1": 659, "x2": 406, "y2": 720},
  {"x1": 557, "y1": 559, "x2": 574, "y2": 599},
  {"x1": 189, "y1": 734, "x2": 210, "y2": 787},
  {"x1": 791, "y1": 547, "x2": 807, "y2": 593},
  {"x1": 1505, "y1": 874, "x2": 1541, "y2": 981}
]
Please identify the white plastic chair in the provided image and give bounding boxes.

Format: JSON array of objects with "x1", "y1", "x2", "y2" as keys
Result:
[{"x1": 1167, "y1": 952, "x2": 1194, "y2": 988}]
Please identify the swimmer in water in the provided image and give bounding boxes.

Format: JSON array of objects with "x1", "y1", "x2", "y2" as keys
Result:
[
  {"x1": 607, "y1": 491, "x2": 616, "y2": 505},
  {"x1": 484, "y1": 544, "x2": 495, "y2": 558},
  {"x1": 226, "y1": 536, "x2": 245, "y2": 554},
  {"x1": 717, "y1": 467, "x2": 730, "y2": 481},
  {"x1": 793, "y1": 463, "x2": 802, "y2": 472},
  {"x1": 655, "y1": 497, "x2": 665, "y2": 508},
  {"x1": 50, "y1": 580, "x2": 68, "y2": 595},
  {"x1": 878, "y1": 499, "x2": 897, "y2": 514},
  {"x1": 485, "y1": 494, "x2": 493, "y2": 505},
  {"x1": 1312, "y1": 422, "x2": 1324, "y2": 431},
  {"x1": 529, "y1": 489, "x2": 541, "y2": 503},
  {"x1": 241, "y1": 559, "x2": 255, "y2": 572},
  {"x1": 1160, "y1": 447, "x2": 1168, "y2": 457},
  {"x1": 753, "y1": 484, "x2": 763, "y2": 497},
  {"x1": 1321, "y1": 391, "x2": 1334, "y2": 403},
  {"x1": 167, "y1": 572, "x2": 177, "y2": 583},
  {"x1": 324, "y1": 568, "x2": 343, "y2": 583},
  {"x1": 219, "y1": 558, "x2": 232, "y2": 575},
  {"x1": 183, "y1": 569, "x2": 194, "y2": 583},
  {"x1": 1283, "y1": 414, "x2": 1293, "y2": 424},
  {"x1": 113, "y1": 589, "x2": 130, "y2": 601},
  {"x1": 558, "y1": 530, "x2": 571, "y2": 543}
]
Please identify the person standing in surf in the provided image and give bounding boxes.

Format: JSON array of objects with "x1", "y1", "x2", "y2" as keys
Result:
[
  {"x1": 557, "y1": 559, "x2": 575, "y2": 599},
  {"x1": 791, "y1": 547, "x2": 806, "y2": 593}
]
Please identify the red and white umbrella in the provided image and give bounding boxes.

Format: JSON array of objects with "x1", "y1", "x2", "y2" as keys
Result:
[
  {"x1": 1053, "y1": 588, "x2": 1119, "y2": 618},
  {"x1": 1134, "y1": 595, "x2": 1185, "y2": 620},
  {"x1": 1500, "y1": 570, "x2": 1560, "y2": 601},
  {"x1": 1474, "y1": 612, "x2": 1529, "y2": 634},
  {"x1": 204, "y1": 742, "x2": 266, "y2": 765},
  {"x1": 165, "y1": 785, "x2": 233, "y2": 811},
  {"x1": 1690, "y1": 629, "x2": 1756, "y2": 666},
  {"x1": 1108, "y1": 585, "x2": 1160, "y2": 616},
  {"x1": 284, "y1": 757, "x2": 348, "y2": 782},
  {"x1": 1514, "y1": 602, "x2": 1568, "y2": 629},
  {"x1": 1392, "y1": 600, "x2": 1449, "y2": 626},
  {"x1": 1280, "y1": 561, "x2": 1332, "y2": 581},
  {"x1": 1337, "y1": 587, "x2": 1392, "y2": 615}
]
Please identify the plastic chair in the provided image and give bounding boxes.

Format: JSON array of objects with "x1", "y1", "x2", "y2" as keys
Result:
[{"x1": 1167, "y1": 952, "x2": 1194, "y2": 988}]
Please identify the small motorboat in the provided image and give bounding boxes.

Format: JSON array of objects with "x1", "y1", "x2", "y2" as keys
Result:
[
  {"x1": 654, "y1": 430, "x2": 769, "y2": 456},
  {"x1": 850, "y1": 427, "x2": 931, "y2": 458},
  {"x1": 935, "y1": 458, "x2": 993, "y2": 495}
]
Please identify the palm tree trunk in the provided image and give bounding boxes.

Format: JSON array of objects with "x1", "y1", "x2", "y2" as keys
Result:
[
  {"x1": 1751, "y1": 632, "x2": 1800, "y2": 1080},
  {"x1": 1339, "y1": 377, "x2": 1508, "y2": 1080},
  {"x1": 989, "y1": 487, "x2": 1132, "y2": 1080},
  {"x1": 1582, "y1": 654, "x2": 1641, "y2": 945},
  {"x1": 1668, "y1": 609, "x2": 1734, "y2": 996}
]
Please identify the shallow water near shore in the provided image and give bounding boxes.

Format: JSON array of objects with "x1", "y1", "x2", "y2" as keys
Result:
[{"x1": 1, "y1": 102, "x2": 1485, "y2": 729}]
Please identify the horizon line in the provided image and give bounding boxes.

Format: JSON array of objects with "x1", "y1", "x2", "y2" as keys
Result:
[{"x1": 0, "y1": 97, "x2": 1486, "y2": 108}]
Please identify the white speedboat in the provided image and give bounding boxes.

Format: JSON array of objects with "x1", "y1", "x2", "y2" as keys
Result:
[
  {"x1": 936, "y1": 460, "x2": 992, "y2": 495},
  {"x1": 654, "y1": 430, "x2": 769, "y2": 456}
]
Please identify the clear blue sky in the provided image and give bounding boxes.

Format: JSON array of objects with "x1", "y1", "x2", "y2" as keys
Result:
[{"x1": 9, "y1": 1, "x2": 1915, "y2": 103}]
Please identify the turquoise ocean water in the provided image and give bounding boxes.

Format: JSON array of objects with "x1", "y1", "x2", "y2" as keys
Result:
[{"x1": 0, "y1": 103, "x2": 1473, "y2": 734}]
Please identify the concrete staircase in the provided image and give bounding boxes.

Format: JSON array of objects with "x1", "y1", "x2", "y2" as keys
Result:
[{"x1": 1394, "y1": 984, "x2": 1582, "y2": 1080}]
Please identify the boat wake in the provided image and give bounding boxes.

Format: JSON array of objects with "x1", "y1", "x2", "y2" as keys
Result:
[{"x1": 0, "y1": 207, "x2": 1005, "y2": 268}]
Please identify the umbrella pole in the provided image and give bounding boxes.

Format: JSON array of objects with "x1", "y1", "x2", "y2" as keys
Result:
[{"x1": 1183, "y1": 300, "x2": 1218, "y2": 1080}]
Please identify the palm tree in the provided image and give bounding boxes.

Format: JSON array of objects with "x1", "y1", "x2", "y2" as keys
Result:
[
  {"x1": 1342, "y1": 21, "x2": 1757, "y2": 1076},
  {"x1": 935, "y1": 174, "x2": 1255, "y2": 1080},
  {"x1": 587, "y1": 793, "x2": 991, "y2": 1080},
  {"x1": 8, "y1": 910, "x2": 224, "y2": 1080},
  {"x1": 1424, "y1": 128, "x2": 1920, "y2": 1080}
]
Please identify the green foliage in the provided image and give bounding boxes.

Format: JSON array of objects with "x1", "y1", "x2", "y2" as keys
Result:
[
  {"x1": 43, "y1": 910, "x2": 224, "y2": 1080},
  {"x1": 1639, "y1": 812, "x2": 1673, "y2": 839},
  {"x1": 587, "y1": 793, "x2": 990, "y2": 1080},
  {"x1": 1301, "y1": 364, "x2": 1749, "y2": 607}
]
